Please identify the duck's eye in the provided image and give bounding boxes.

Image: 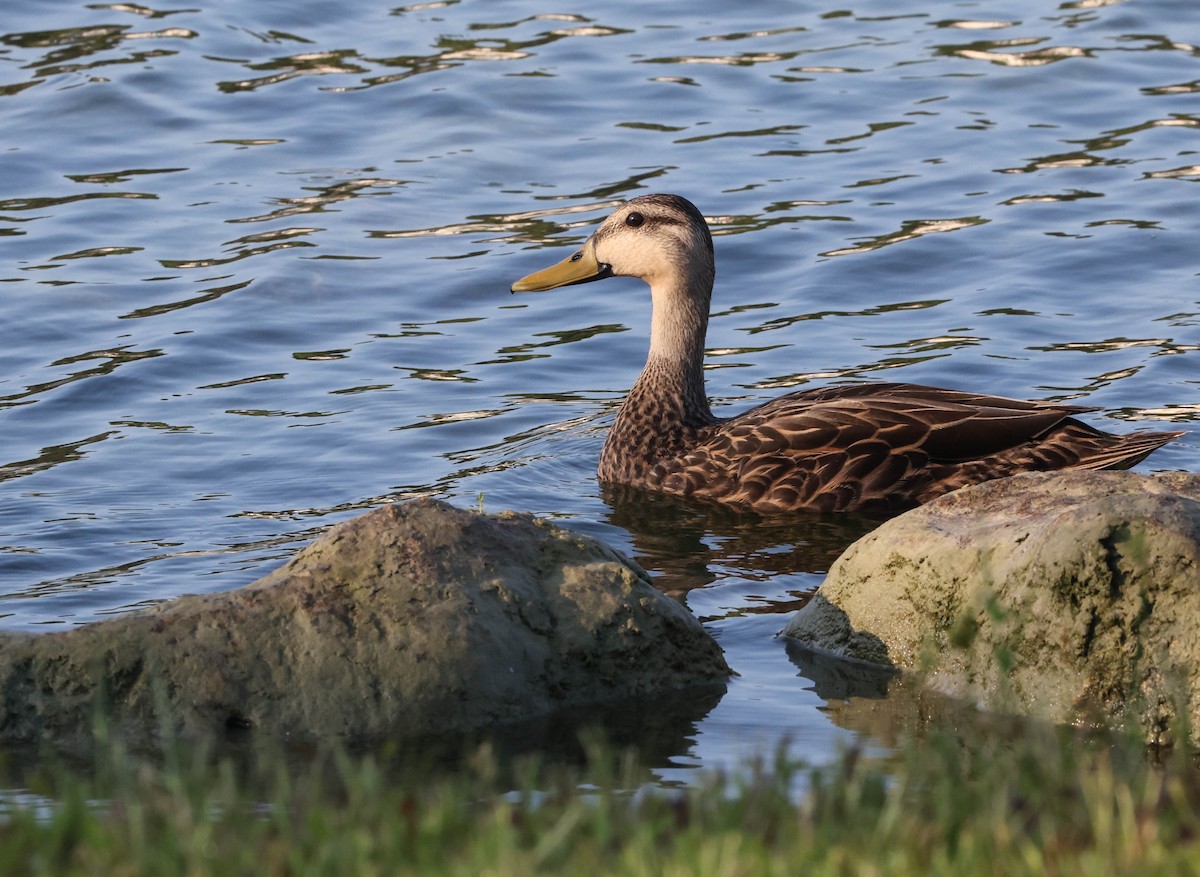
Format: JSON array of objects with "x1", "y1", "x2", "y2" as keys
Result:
[{"x1": 625, "y1": 212, "x2": 645, "y2": 228}]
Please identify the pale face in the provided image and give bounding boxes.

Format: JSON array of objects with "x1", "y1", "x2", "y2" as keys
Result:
[
  {"x1": 510, "y1": 194, "x2": 714, "y2": 295},
  {"x1": 590, "y1": 201, "x2": 706, "y2": 287}
]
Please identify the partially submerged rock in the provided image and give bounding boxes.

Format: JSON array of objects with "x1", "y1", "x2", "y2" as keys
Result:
[
  {"x1": 782, "y1": 471, "x2": 1200, "y2": 743},
  {"x1": 0, "y1": 499, "x2": 730, "y2": 747}
]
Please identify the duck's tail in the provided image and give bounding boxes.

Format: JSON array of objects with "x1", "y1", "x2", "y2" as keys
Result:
[{"x1": 1069, "y1": 426, "x2": 1185, "y2": 471}]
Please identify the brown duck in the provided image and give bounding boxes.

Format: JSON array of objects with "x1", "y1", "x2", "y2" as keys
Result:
[{"x1": 511, "y1": 193, "x2": 1182, "y2": 513}]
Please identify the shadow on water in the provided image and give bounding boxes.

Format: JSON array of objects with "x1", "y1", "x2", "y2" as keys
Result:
[
  {"x1": 350, "y1": 684, "x2": 729, "y2": 783},
  {"x1": 0, "y1": 684, "x2": 728, "y2": 796},
  {"x1": 599, "y1": 483, "x2": 893, "y2": 597},
  {"x1": 782, "y1": 639, "x2": 897, "y2": 704},
  {"x1": 780, "y1": 635, "x2": 1076, "y2": 759}
]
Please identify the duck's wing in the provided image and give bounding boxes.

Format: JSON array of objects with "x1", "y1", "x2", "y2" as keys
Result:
[
  {"x1": 659, "y1": 382, "x2": 1178, "y2": 512},
  {"x1": 749, "y1": 382, "x2": 1096, "y2": 461}
]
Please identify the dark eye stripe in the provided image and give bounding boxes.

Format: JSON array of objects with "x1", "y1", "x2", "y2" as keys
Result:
[{"x1": 622, "y1": 212, "x2": 684, "y2": 230}]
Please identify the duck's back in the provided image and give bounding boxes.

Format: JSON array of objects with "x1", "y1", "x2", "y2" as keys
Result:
[{"x1": 615, "y1": 382, "x2": 1182, "y2": 513}]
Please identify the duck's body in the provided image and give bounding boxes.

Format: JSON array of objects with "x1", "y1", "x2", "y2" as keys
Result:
[{"x1": 511, "y1": 193, "x2": 1182, "y2": 513}]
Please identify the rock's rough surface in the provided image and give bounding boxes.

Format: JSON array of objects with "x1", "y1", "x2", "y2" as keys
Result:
[
  {"x1": 782, "y1": 471, "x2": 1200, "y2": 742},
  {"x1": 0, "y1": 499, "x2": 729, "y2": 746}
]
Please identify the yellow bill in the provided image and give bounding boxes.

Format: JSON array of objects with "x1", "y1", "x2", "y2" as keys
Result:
[{"x1": 510, "y1": 245, "x2": 612, "y2": 292}]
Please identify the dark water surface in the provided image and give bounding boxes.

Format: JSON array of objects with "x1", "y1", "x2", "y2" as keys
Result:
[{"x1": 2, "y1": 0, "x2": 1198, "y2": 778}]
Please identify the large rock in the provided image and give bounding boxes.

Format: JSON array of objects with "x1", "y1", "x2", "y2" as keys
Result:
[
  {"x1": 782, "y1": 471, "x2": 1200, "y2": 743},
  {"x1": 0, "y1": 499, "x2": 729, "y2": 747}
]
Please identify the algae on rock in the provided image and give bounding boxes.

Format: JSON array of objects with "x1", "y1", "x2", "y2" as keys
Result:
[{"x1": 782, "y1": 471, "x2": 1200, "y2": 743}]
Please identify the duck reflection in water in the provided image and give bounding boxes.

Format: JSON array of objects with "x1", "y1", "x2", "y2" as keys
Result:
[{"x1": 600, "y1": 483, "x2": 886, "y2": 598}]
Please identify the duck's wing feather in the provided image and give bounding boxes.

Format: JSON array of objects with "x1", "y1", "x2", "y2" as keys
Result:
[
  {"x1": 658, "y1": 382, "x2": 1175, "y2": 512},
  {"x1": 741, "y1": 382, "x2": 1097, "y2": 462}
]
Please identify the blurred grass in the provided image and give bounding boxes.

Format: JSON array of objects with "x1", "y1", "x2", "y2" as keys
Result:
[{"x1": 3, "y1": 717, "x2": 1200, "y2": 876}]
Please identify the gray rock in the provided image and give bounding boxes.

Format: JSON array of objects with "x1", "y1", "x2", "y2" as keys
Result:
[
  {"x1": 0, "y1": 499, "x2": 729, "y2": 746},
  {"x1": 781, "y1": 471, "x2": 1200, "y2": 743}
]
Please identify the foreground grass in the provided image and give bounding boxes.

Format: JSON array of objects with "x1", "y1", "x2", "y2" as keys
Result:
[{"x1": 3, "y1": 722, "x2": 1200, "y2": 876}]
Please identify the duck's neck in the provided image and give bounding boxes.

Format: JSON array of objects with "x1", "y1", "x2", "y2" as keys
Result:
[
  {"x1": 598, "y1": 271, "x2": 718, "y2": 483},
  {"x1": 642, "y1": 272, "x2": 714, "y2": 423}
]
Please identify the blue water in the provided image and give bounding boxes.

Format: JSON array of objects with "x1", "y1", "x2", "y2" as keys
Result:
[{"x1": 2, "y1": 0, "x2": 1197, "y2": 778}]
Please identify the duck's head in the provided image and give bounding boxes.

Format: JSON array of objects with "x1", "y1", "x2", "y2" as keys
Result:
[{"x1": 510, "y1": 194, "x2": 715, "y2": 296}]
